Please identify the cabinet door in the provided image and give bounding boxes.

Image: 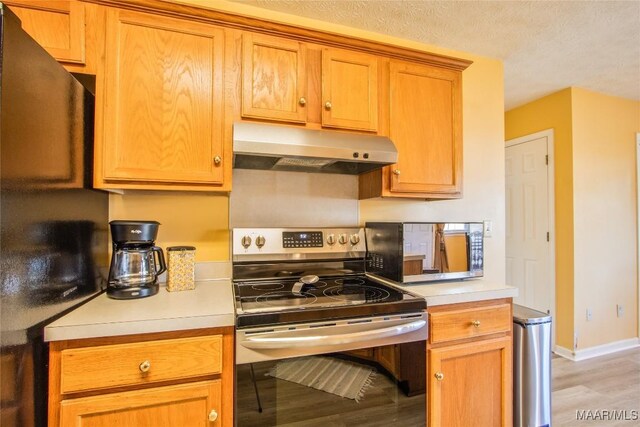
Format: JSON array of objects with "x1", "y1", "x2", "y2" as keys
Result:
[
  {"x1": 375, "y1": 345, "x2": 399, "y2": 377},
  {"x1": 60, "y1": 380, "x2": 221, "y2": 427},
  {"x1": 388, "y1": 61, "x2": 462, "y2": 196},
  {"x1": 241, "y1": 33, "x2": 307, "y2": 123},
  {"x1": 100, "y1": 10, "x2": 224, "y2": 185},
  {"x1": 428, "y1": 336, "x2": 512, "y2": 427},
  {"x1": 4, "y1": 0, "x2": 85, "y2": 64},
  {"x1": 322, "y1": 49, "x2": 378, "y2": 131}
]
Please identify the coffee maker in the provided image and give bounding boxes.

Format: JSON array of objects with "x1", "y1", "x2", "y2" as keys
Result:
[{"x1": 107, "y1": 220, "x2": 166, "y2": 299}]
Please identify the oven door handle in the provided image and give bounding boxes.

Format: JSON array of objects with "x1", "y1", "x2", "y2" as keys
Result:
[{"x1": 240, "y1": 319, "x2": 426, "y2": 349}]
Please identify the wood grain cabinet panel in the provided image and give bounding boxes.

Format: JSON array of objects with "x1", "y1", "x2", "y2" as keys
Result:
[
  {"x1": 49, "y1": 328, "x2": 234, "y2": 427},
  {"x1": 429, "y1": 303, "x2": 511, "y2": 344},
  {"x1": 60, "y1": 335, "x2": 223, "y2": 393},
  {"x1": 60, "y1": 380, "x2": 222, "y2": 427},
  {"x1": 241, "y1": 33, "x2": 307, "y2": 123},
  {"x1": 428, "y1": 336, "x2": 512, "y2": 427},
  {"x1": 359, "y1": 60, "x2": 463, "y2": 199},
  {"x1": 427, "y1": 299, "x2": 513, "y2": 427},
  {"x1": 321, "y1": 48, "x2": 378, "y2": 131},
  {"x1": 4, "y1": 0, "x2": 85, "y2": 65},
  {"x1": 97, "y1": 9, "x2": 225, "y2": 188},
  {"x1": 388, "y1": 61, "x2": 462, "y2": 196}
]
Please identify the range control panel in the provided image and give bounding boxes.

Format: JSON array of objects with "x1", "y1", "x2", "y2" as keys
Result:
[
  {"x1": 233, "y1": 227, "x2": 365, "y2": 258},
  {"x1": 283, "y1": 231, "x2": 324, "y2": 248}
]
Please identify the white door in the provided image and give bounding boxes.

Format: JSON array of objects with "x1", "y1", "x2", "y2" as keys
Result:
[{"x1": 506, "y1": 130, "x2": 554, "y2": 319}]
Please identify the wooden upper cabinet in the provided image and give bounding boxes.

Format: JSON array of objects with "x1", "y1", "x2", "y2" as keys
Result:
[
  {"x1": 97, "y1": 9, "x2": 225, "y2": 188},
  {"x1": 4, "y1": 0, "x2": 85, "y2": 65},
  {"x1": 241, "y1": 33, "x2": 307, "y2": 123},
  {"x1": 388, "y1": 61, "x2": 462, "y2": 196},
  {"x1": 321, "y1": 48, "x2": 378, "y2": 132}
]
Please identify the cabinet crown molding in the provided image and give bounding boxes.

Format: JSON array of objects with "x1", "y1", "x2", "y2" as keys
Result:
[{"x1": 85, "y1": 0, "x2": 472, "y2": 71}]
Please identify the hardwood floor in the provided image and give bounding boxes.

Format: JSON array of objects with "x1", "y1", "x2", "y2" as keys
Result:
[{"x1": 552, "y1": 347, "x2": 640, "y2": 426}]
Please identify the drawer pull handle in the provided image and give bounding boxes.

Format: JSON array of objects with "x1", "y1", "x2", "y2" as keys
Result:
[
  {"x1": 208, "y1": 409, "x2": 218, "y2": 422},
  {"x1": 471, "y1": 320, "x2": 481, "y2": 327},
  {"x1": 139, "y1": 360, "x2": 151, "y2": 373},
  {"x1": 434, "y1": 372, "x2": 444, "y2": 381}
]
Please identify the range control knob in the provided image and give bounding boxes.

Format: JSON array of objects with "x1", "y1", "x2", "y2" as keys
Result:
[
  {"x1": 338, "y1": 234, "x2": 348, "y2": 245},
  {"x1": 350, "y1": 234, "x2": 361, "y2": 245},
  {"x1": 241, "y1": 235, "x2": 252, "y2": 249},
  {"x1": 255, "y1": 235, "x2": 266, "y2": 248},
  {"x1": 326, "y1": 234, "x2": 336, "y2": 246}
]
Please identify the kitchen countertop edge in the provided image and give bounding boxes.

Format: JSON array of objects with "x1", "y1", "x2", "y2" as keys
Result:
[
  {"x1": 44, "y1": 279, "x2": 235, "y2": 342},
  {"x1": 396, "y1": 280, "x2": 518, "y2": 307}
]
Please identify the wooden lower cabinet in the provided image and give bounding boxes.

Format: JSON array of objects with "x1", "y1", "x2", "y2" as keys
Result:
[
  {"x1": 427, "y1": 299, "x2": 513, "y2": 427},
  {"x1": 48, "y1": 327, "x2": 234, "y2": 427},
  {"x1": 60, "y1": 380, "x2": 221, "y2": 426}
]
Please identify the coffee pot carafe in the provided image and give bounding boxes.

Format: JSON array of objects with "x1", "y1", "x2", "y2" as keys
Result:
[{"x1": 107, "y1": 220, "x2": 166, "y2": 299}]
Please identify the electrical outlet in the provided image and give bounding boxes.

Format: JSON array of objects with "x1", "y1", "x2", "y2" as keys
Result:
[
  {"x1": 617, "y1": 304, "x2": 624, "y2": 318},
  {"x1": 483, "y1": 220, "x2": 492, "y2": 238},
  {"x1": 586, "y1": 308, "x2": 592, "y2": 321}
]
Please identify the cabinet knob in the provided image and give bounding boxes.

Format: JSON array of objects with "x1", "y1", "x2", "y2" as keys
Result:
[
  {"x1": 434, "y1": 372, "x2": 444, "y2": 381},
  {"x1": 393, "y1": 169, "x2": 401, "y2": 176},
  {"x1": 208, "y1": 409, "x2": 218, "y2": 422},
  {"x1": 213, "y1": 156, "x2": 222, "y2": 165},
  {"x1": 324, "y1": 101, "x2": 332, "y2": 110},
  {"x1": 471, "y1": 320, "x2": 481, "y2": 327},
  {"x1": 139, "y1": 360, "x2": 151, "y2": 373},
  {"x1": 299, "y1": 97, "x2": 307, "y2": 106}
]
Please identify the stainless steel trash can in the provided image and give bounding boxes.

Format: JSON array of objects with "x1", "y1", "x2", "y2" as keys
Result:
[{"x1": 513, "y1": 304, "x2": 552, "y2": 427}]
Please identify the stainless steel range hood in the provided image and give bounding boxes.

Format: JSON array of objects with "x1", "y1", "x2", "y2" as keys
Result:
[{"x1": 233, "y1": 122, "x2": 398, "y2": 175}]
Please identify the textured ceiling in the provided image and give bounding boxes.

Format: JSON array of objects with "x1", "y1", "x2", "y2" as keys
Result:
[{"x1": 231, "y1": 0, "x2": 640, "y2": 110}]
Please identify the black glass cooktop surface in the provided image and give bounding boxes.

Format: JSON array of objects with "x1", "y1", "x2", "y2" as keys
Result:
[{"x1": 234, "y1": 275, "x2": 426, "y2": 328}]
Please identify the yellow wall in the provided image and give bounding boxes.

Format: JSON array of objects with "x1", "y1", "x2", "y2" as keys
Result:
[
  {"x1": 505, "y1": 88, "x2": 640, "y2": 351},
  {"x1": 109, "y1": 191, "x2": 229, "y2": 261},
  {"x1": 505, "y1": 89, "x2": 575, "y2": 349},
  {"x1": 571, "y1": 88, "x2": 639, "y2": 348}
]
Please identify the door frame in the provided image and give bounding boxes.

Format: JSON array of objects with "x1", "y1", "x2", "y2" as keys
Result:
[
  {"x1": 637, "y1": 133, "x2": 640, "y2": 339},
  {"x1": 505, "y1": 129, "x2": 556, "y2": 347}
]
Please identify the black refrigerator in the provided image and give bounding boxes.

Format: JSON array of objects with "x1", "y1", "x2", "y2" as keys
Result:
[{"x1": 0, "y1": 4, "x2": 109, "y2": 426}]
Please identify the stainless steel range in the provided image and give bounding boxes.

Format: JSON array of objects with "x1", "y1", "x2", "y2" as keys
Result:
[{"x1": 232, "y1": 227, "x2": 428, "y2": 364}]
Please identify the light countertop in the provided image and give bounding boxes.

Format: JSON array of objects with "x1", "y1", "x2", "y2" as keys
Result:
[
  {"x1": 394, "y1": 279, "x2": 518, "y2": 306},
  {"x1": 44, "y1": 279, "x2": 235, "y2": 342}
]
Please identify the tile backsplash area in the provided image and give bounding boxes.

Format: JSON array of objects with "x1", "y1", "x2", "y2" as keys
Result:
[{"x1": 230, "y1": 169, "x2": 359, "y2": 227}]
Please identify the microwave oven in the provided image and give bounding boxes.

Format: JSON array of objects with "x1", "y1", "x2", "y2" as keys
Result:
[{"x1": 365, "y1": 222, "x2": 484, "y2": 284}]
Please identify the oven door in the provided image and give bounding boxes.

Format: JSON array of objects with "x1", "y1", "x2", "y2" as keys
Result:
[{"x1": 235, "y1": 313, "x2": 427, "y2": 426}]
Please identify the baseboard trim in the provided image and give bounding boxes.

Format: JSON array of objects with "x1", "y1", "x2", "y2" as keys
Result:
[{"x1": 554, "y1": 338, "x2": 640, "y2": 361}]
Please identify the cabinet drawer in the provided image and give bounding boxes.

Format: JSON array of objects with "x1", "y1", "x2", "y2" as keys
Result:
[
  {"x1": 60, "y1": 335, "x2": 222, "y2": 394},
  {"x1": 429, "y1": 304, "x2": 511, "y2": 344}
]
